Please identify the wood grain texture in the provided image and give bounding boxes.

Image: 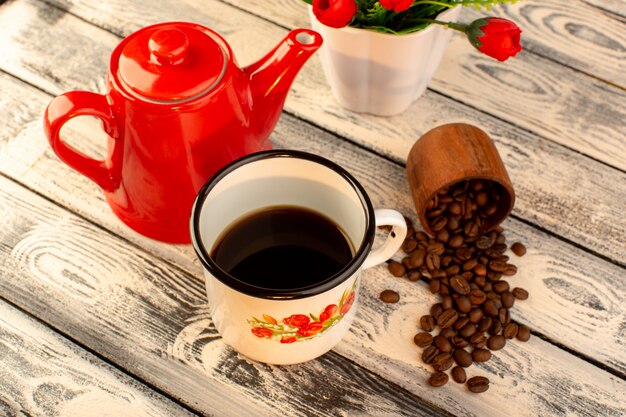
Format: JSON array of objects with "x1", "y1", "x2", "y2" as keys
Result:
[
  {"x1": 0, "y1": 0, "x2": 624, "y2": 267},
  {"x1": 0, "y1": 176, "x2": 449, "y2": 417},
  {"x1": 581, "y1": 0, "x2": 626, "y2": 18},
  {"x1": 0, "y1": 29, "x2": 625, "y2": 376},
  {"x1": 0, "y1": 167, "x2": 624, "y2": 417},
  {"x1": 0, "y1": 301, "x2": 195, "y2": 417}
]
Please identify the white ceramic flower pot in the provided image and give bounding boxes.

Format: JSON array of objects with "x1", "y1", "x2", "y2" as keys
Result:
[{"x1": 309, "y1": 7, "x2": 461, "y2": 116}]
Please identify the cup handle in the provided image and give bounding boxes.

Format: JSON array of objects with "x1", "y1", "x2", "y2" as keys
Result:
[
  {"x1": 43, "y1": 91, "x2": 119, "y2": 192},
  {"x1": 362, "y1": 209, "x2": 407, "y2": 270}
]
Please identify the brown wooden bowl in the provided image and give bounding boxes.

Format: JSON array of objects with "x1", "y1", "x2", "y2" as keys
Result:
[{"x1": 406, "y1": 123, "x2": 515, "y2": 236}]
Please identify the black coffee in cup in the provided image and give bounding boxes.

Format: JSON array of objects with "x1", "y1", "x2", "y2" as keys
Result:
[{"x1": 211, "y1": 206, "x2": 354, "y2": 290}]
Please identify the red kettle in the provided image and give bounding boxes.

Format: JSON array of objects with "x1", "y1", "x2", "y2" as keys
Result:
[{"x1": 43, "y1": 22, "x2": 322, "y2": 243}]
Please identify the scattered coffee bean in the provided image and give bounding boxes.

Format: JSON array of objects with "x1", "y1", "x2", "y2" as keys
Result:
[
  {"x1": 437, "y1": 309, "x2": 459, "y2": 329},
  {"x1": 469, "y1": 308, "x2": 484, "y2": 323},
  {"x1": 503, "y1": 323, "x2": 519, "y2": 339},
  {"x1": 422, "y1": 345, "x2": 439, "y2": 364},
  {"x1": 487, "y1": 334, "x2": 506, "y2": 350},
  {"x1": 470, "y1": 332, "x2": 487, "y2": 349},
  {"x1": 429, "y1": 371, "x2": 449, "y2": 387},
  {"x1": 459, "y1": 323, "x2": 477, "y2": 339},
  {"x1": 451, "y1": 335, "x2": 469, "y2": 349},
  {"x1": 511, "y1": 242, "x2": 526, "y2": 256},
  {"x1": 517, "y1": 325, "x2": 531, "y2": 342},
  {"x1": 434, "y1": 335, "x2": 453, "y2": 353},
  {"x1": 472, "y1": 348, "x2": 492, "y2": 362},
  {"x1": 453, "y1": 349, "x2": 473, "y2": 367},
  {"x1": 501, "y1": 291, "x2": 515, "y2": 308},
  {"x1": 380, "y1": 289, "x2": 400, "y2": 303},
  {"x1": 420, "y1": 315, "x2": 436, "y2": 332},
  {"x1": 432, "y1": 352, "x2": 454, "y2": 372},
  {"x1": 512, "y1": 287, "x2": 529, "y2": 300},
  {"x1": 467, "y1": 376, "x2": 490, "y2": 393},
  {"x1": 451, "y1": 366, "x2": 467, "y2": 383},
  {"x1": 414, "y1": 332, "x2": 434, "y2": 347},
  {"x1": 456, "y1": 296, "x2": 472, "y2": 314},
  {"x1": 387, "y1": 261, "x2": 406, "y2": 277},
  {"x1": 440, "y1": 327, "x2": 456, "y2": 339},
  {"x1": 403, "y1": 239, "x2": 418, "y2": 253}
]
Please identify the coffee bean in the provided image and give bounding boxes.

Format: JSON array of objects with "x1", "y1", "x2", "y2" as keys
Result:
[
  {"x1": 487, "y1": 334, "x2": 506, "y2": 350},
  {"x1": 464, "y1": 222, "x2": 479, "y2": 237},
  {"x1": 476, "y1": 234, "x2": 494, "y2": 249},
  {"x1": 410, "y1": 248, "x2": 426, "y2": 268},
  {"x1": 490, "y1": 319, "x2": 503, "y2": 336},
  {"x1": 493, "y1": 281, "x2": 510, "y2": 293},
  {"x1": 446, "y1": 264, "x2": 461, "y2": 276},
  {"x1": 448, "y1": 201, "x2": 462, "y2": 215},
  {"x1": 503, "y1": 323, "x2": 519, "y2": 339},
  {"x1": 501, "y1": 291, "x2": 515, "y2": 308},
  {"x1": 407, "y1": 270, "x2": 422, "y2": 281},
  {"x1": 422, "y1": 346, "x2": 439, "y2": 364},
  {"x1": 380, "y1": 289, "x2": 400, "y2": 303},
  {"x1": 511, "y1": 242, "x2": 526, "y2": 256},
  {"x1": 431, "y1": 216, "x2": 448, "y2": 232},
  {"x1": 472, "y1": 348, "x2": 492, "y2": 362},
  {"x1": 453, "y1": 349, "x2": 473, "y2": 368},
  {"x1": 499, "y1": 308, "x2": 511, "y2": 325},
  {"x1": 430, "y1": 303, "x2": 444, "y2": 319},
  {"x1": 467, "y1": 376, "x2": 490, "y2": 393},
  {"x1": 462, "y1": 259, "x2": 478, "y2": 271},
  {"x1": 512, "y1": 287, "x2": 529, "y2": 300},
  {"x1": 402, "y1": 257, "x2": 414, "y2": 269},
  {"x1": 459, "y1": 323, "x2": 477, "y2": 339},
  {"x1": 439, "y1": 328, "x2": 455, "y2": 340},
  {"x1": 433, "y1": 335, "x2": 452, "y2": 353},
  {"x1": 474, "y1": 276, "x2": 487, "y2": 287},
  {"x1": 469, "y1": 308, "x2": 484, "y2": 323},
  {"x1": 456, "y1": 296, "x2": 472, "y2": 313},
  {"x1": 428, "y1": 371, "x2": 449, "y2": 387},
  {"x1": 456, "y1": 247, "x2": 473, "y2": 261},
  {"x1": 486, "y1": 271, "x2": 502, "y2": 281},
  {"x1": 517, "y1": 325, "x2": 531, "y2": 342},
  {"x1": 415, "y1": 231, "x2": 429, "y2": 241},
  {"x1": 483, "y1": 300, "x2": 499, "y2": 317},
  {"x1": 420, "y1": 315, "x2": 436, "y2": 332},
  {"x1": 426, "y1": 252, "x2": 441, "y2": 271},
  {"x1": 441, "y1": 295, "x2": 453, "y2": 310},
  {"x1": 402, "y1": 238, "x2": 418, "y2": 253},
  {"x1": 448, "y1": 234, "x2": 464, "y2": 248},
  {"x1": 453, "y1": 316, "x2": 470, "y2": 331},
  {"x1": 428, "y1": 242, "x2": 445, "y2": 255},
  {"x1": 469, "y1": 289, "x2": 487, "y2": 305},
  {"x1": 428, "y1": 279, "x2": 441, "y2": 294},
  {"x1": 437, "y1": 309, "x2": 458, "y2": 329},
  {"x1": 449, "y1": 275, "x2": 470, "y2": 294},
  {"x1": 451, "y1": 336, "x2": 469, "y2": 349},
  {"x1": 432, "y1": 353, "x2": 454, "y2": 372},
  {"x1": 488, "y1": 260, "x2": 507, "y2": 272},
  {"x1": 414, "y1": 332, "x2": 433, "y2": 347},
  {"x1": 503, "y1": 264, "x2": 518, "y2": 276},
  {"x1": 387, "y1": 261, "x2": 406, "y2": 277},
  {"x1": 470, "y1": 332, "x2": 487, "y2": 349},
  {"x1": 451, "y1": 366, "x2": 467, "y2": 383},
  {"x1": 477, "y1": 317, "x2": 493, "y2": 333},
  {"x1": 436, "y1": 229, "x2": 450, "y2": 242},
  {"x1": 473, "y1": 263, "x2": 488, "y2": 276}
]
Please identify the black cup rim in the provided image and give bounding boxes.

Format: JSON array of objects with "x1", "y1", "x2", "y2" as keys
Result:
[{"x1": 190, "y1": 150, "x2": 376, "y2": 300}]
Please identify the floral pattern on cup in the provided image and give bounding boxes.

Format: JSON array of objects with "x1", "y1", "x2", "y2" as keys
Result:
[{"x1": 249, "y1": 282, "x2": 356, "y2": 343}]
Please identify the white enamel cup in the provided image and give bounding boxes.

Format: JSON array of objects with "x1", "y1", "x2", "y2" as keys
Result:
[{"x1": 191, "y1": 150, "x2": 407, "y2": 364}]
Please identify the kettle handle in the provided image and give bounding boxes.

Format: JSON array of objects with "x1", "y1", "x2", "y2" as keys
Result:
[{"x1": 43, "y1": 91, "x2": 118, "y2": 192}]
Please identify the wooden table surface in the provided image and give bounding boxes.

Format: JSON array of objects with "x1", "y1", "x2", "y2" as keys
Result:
[{"x1": 0, "y1": 0, "x2": 624, "y2": 415}]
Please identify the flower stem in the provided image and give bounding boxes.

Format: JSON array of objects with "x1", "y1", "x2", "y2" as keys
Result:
[
  {"x1": 413, "y1": 18, "x2": 468, "y2": 33},
  {"x1": 412, "y1": 0, "x2": 456, "y2": 8}
]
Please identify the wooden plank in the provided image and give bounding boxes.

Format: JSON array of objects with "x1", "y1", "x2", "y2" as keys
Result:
[
  {"x1": 0, "y1": 17, "x2": 625, "y2": 375},
  {"x1": 581, "y1": 0, "x2": 626, "y2": 18},
  {"x1": 0, "y1": 301, "x2": 196, "y2": 417},
  {"x1": 0, "y1": 178, "x2": 449, "y2": 416},
  {"x1": 13, "y1": 0, "x2": 625, "y2": 171},
  {"x1": 0, "y1": 0, "x2": 624, "y2": 267},
  {"x1": 0, "y1": 169, "x2": 624, "y2": 417}
]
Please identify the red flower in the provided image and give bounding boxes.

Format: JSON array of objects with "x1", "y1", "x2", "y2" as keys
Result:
[
  {"x1": 312, "y1": 0, "x2": 357, "y2": 28},
  {"x1": 283, "y1": 314, "x2": 311, "y2": 328},
  {"x1": 280, "y1": 336, "x2": 298, "y2": 344},
  {"x1": 320, "y1": 304, "x2": 339, "y2": 322},
  {"x1": 379, "y1": 0, "x2": 414, "y2": 12},
  {"x1": 296, "y1": 321, "x2": 324, "y2": 337},
  {"x1": 340, "y1": 292, "x2": 355, "y2": 316},
  {"x1": 251, "y1": 327, "x2": 273, "y2": 338},
  {"x1": 467, "y1": 17, "x2": 522, "y2": 62}
]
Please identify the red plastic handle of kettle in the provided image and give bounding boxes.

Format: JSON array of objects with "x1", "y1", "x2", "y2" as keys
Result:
[{"x1": 43, "y1": 91, "x2": 118, "y2": 192}]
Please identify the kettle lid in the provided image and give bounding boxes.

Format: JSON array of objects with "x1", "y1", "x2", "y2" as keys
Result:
[{"x1": 117, "y1": 23, "x2": 227, "y2": 103}]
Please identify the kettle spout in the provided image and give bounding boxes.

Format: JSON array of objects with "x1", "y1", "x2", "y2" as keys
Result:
[{"x1": 244, "y1": 29, "x2": 322, "y2": 127}]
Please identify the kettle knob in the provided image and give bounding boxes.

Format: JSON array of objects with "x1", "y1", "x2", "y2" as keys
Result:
[{"x1": 148, "y1": 28, "x2": 189, "y2": 65}]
